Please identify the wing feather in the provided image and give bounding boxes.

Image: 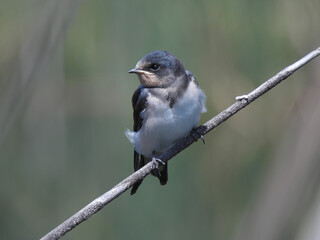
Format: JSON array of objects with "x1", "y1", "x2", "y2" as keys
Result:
[{"x1": 131, "y1": 85, "x2": 148, "y2": 195}]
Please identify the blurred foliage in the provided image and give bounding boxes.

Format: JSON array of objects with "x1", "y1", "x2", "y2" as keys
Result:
[{"x1": 0, "y1": 0, "x2": 319, "y2": 239}]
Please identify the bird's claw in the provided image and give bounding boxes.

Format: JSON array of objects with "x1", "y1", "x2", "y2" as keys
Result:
[
  {"x1": 200, "y1": 135, "x2": 205, "y2": 144},
  {"x1": 190, "y1": 128, "x2": 205, "y2": 144},
  {"x1": 152, "y1": 157, "x2": 165, "y2": 167},
  {"x1": 151, "y1": 155, "x2": 165, "y2": 176}
]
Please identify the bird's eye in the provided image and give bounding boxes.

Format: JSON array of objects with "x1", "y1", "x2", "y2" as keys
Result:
[{"x1": 150, "y1": 64, "x2": 160, "y2": 71}]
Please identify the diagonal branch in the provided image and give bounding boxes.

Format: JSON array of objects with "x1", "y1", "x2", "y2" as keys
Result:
[{"x1": 40, "y1": 46, "x2": 320, "y2": 240}]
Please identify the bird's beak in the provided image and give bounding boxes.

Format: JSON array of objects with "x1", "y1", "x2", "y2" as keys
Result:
[
  {"x1": 128, "y1": 68, "x2": 152, "y2": 75},
  {"x1": 128, "y1": 68, "x2": 158, "y2": 87}
]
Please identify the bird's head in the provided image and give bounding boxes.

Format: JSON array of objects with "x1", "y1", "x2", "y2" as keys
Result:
[{"x1": 129, "y1": 50, "x2": 186, "y2": 88}]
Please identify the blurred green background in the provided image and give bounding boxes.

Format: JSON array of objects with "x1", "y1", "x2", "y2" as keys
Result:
[{"x1": 1, "y1": 0, "x2": 320, "y2": 239}]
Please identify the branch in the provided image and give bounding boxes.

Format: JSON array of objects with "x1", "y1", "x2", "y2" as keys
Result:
[
  {"x1": 40, "y1": 47, "x2": 320, "y2": 240},
  {"x1": 234, "y1": 55, "x2": 320, "y2": 240}
]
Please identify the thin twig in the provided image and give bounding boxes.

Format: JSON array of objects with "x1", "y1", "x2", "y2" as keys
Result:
[{"x1": 40, "y1": 47, "x2": 320, "y2": 240}]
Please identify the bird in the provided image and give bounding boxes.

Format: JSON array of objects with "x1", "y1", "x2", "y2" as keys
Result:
[{"x1": 125, "y1": 50, "x2": 206, "y2": 195}]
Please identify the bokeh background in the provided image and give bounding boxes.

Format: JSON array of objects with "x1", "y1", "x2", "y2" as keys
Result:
[{"x1": 1, "y1": 0, "x2": 320, "y2": 239}]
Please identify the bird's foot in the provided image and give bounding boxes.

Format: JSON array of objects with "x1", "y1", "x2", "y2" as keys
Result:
[
  {"x1": 190, "y1": 128, "x2": 205, "y2": 144},
  {"x1": 151, "y1": 152, "x2": 166, "y2": 176},
  {"x1": 236, "y1": 94, "x2": 249, "y2": 101}
]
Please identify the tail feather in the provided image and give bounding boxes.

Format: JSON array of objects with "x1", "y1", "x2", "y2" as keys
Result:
[
  {"x1": 157, "y1": 163, "x2": 168, "y2": 185},
  {"x1": 131, "y1": 180, "x2": 143, "y2": 195},
  {"x1": 131, "y1": 152, "x2": 146, "y2": 195},
  {"x1": 131, "y1": 153, "x2": 168, "y2": 195}
]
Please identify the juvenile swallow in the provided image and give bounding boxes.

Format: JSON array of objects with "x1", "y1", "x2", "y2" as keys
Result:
[{"x1": 126, "y1": 50, "x2": 206, "y2": 195}]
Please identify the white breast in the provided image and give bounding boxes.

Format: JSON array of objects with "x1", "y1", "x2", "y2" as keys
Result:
[{"x1": 126, "y1": 81, "x2": 206, "y2": 158}]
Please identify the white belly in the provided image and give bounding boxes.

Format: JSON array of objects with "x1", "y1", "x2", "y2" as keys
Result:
[{"x1": 126, "y1": 82, "x2": 206, "y2": 158}]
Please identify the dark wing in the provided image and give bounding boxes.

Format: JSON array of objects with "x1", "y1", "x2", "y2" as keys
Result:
[
  {"x1": 186, "y1": 70, "x2": 206, "y2": 113},
  {"x1": 131, "y1": 85, "x2": 148, "y2": 195},
  {"x1": 132, "y1": 85, "x2": 147, "y2": 132},
  {"x1": 130, "y1": 85, "x2": 168, "y2": 195},
  {"x1": 185, "y1": 70, "x2": 199, "y2": 86}
]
